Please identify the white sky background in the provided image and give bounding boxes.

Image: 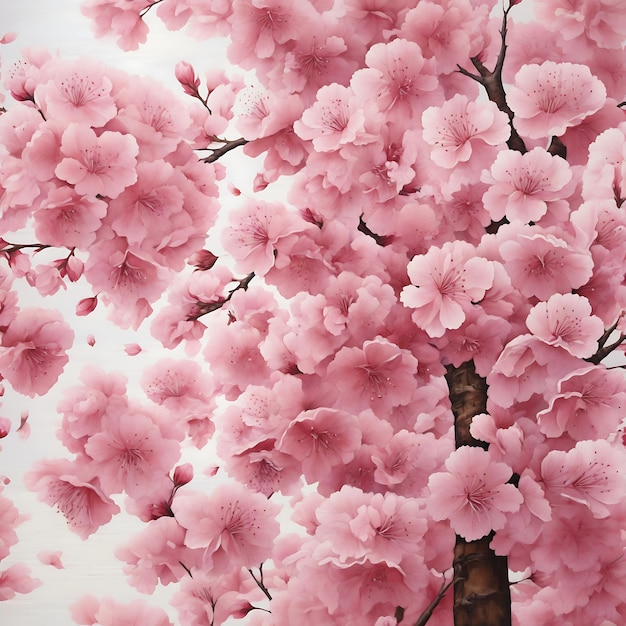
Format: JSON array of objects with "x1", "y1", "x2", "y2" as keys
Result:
[{"x1": 0, "y1": 1, "x2": 539, "y2": 625}]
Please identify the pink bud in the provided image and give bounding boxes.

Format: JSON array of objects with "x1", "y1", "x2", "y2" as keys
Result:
[
  {"x1": 188, "y1": 250, "x2": 218, "y2": 270},
  {"x1": 76, "y1": 296, "x2": 98, "y2": 316},
  {"x1": 172, "y1": 463, "x2": 194, "y2": 486},
  {"x1": 87, "y1": 334, "x2": 96, "y2": 346},
  {"x1": 175, "y1": 61, "x2": 201, "y2": 97},
  {"x1": 65, "y1": 256, "x2": 84, "y2": 282}
]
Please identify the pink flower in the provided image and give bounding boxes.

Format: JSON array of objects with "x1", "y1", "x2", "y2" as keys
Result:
[
  {"x1": 508, "y1": 61, "x2": 606, "y2": 139},
  {"x1": 538, "y1": 365, "x2": 626, "y2": 440},
  {"x1": 35, "y1": 59, "x2": 117, "y2": 126},
  {"x1": 326, "y1": 337, "x2": 418, "y2": 416},
  {"x1": 499, "y1": 230, "x2": 593, "y2": 300},
  {"x1": 427, "y1": 446, "x2": 523, "y2": 541},
  {"x1": 221, "y1": 199, "x2": 304, "y2": 275},
  {"x1": 401, "y1": 240, "x2": 495, "y2": 338},
  {"x1": 55, "y1": 123, "x2": 138, "y2": 199},
  {"x1": 294, "y1": 83, "x2": 373, "y2": 152},
  {"x1": 172, "y1": 482, "x2": 280, "y2": 573},
  {"x1": 482, "y1": 148, "x2": 573, "y2": 223},
  {"x1": 525, "y1": 293, "x2": 604, "y2": 358},
  {"x1": 351, "y1": 38, "x2": 438, "y2": 120},
  {"x1": 278, "y1": 408, "x2": 362, "y2": 483},
  {"x1": 84, "y1": 407, "x2": 181, "y2": 497},
  {"x1": 540, "y1": 440, "x2": 625, "y2": 518},
  {"x1": 24, "y1": 459, "x2": 120, "y2": 539},
  {"x1": 0, "y1": 308, "x2": 74, "y2": 397},
  {"x1": 422, "y1": 94, "x2": 510, "y2": 169},
  {"x1": 34, "y1": 185, "x2": 107, "y2": 249}
]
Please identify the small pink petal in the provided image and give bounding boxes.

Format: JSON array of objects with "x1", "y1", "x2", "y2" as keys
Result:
[
  {"x1": 0, "y1": 32, "x2": 17, "y2": 44},
  {"x1": 86, "y1": 335, "x2": 96, "y2": 347},
  {"x1": 37, "y1": 551, "x2": 64, "y2": 569},
  {"x1": 124, "y1": 343, "x2": 142, "y2": 356}
]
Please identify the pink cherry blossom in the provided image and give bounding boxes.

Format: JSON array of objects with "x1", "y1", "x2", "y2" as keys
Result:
[
  {"x1": 35, "y1": 58, "x2": 117, "y2": 126},
  {"x1": 0, "y1": 307, "x2": 74, "y2": 397},
  {"x1": 294, "y1": 83, "x2": 373, "y2": 152},
  {"x1": 37, "y1": 550, "x2": 64, "y2": 569},
  {"x1": 499, "y1": 229, "x2": 593, "y2": 300},
  {"x1": 540, "y1": 439, "x2": 626, "y2": 518},
  {"x1": 482, "y1": 148, "x2": 573, "y2": 223},
  {"x1": 326, "y1": 337, "x2": 418, "y2": 416},
  {"x1": 278, "y1": 407, "x2": 362, "y2": 483},
  {"x1": 422, "y1": 94, "x2": 509, "y2": 169},
  {"x1": 55, "y1": 123, "x2": 139, "y2": 199},
  {"x1": 427, "y1": 446, "x2": 523, "y2": 541},
  {"x1": 81, "y1": 1, "x2": 150, "y2": 51},
  {"x1": 84, "y1": 406, "x2": 181, "y2": 497},
  {"x1": 172, "y1": 482, "x2": 280, "y2": 573},
  {"x1": 24, "y1": 459, "x2": 120, "y2": 539},
  {"x1": 401, "y1": 240, "x2": 495, "y2": 338},
  {"x1": 508, "y1": 61, "x2": 607, "y2": 139},
  {"x1": 525, "y1": 293, "x2": 604, "y2": 358},
  {"x1": 538, "y1": 365, "x2": 626, "y2": 440}
]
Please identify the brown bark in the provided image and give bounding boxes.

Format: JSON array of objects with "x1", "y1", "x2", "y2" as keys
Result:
[{"x1": 444, "y1": 361, "x2": 512, "y2": 626}]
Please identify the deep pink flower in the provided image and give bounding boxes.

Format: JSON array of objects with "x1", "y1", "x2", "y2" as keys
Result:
[
  {"x1": 172, "y1": 482, "x2": 279, "y2": 573},
  {"x1": 508, "y1": 61, "x2": 606, "y2": 139},
  {"x1": 401, "y1": 240, "x2": 495, "y2": 338},
  {"x1": 55, "y1": 123, "x2": 138, "y2": 199},
  {"x1": 0, "y1": 307, "x2": 74, "y2": 397},
  {"x1": 428, "y1": 446, "x2": 523, "y2": 541}
]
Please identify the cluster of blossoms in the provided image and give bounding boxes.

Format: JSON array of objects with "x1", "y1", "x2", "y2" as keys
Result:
[{"x1": 2, "y1": 0, "x2": 626, "y2": 624}]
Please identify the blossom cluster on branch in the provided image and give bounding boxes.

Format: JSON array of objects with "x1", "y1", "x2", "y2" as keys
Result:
[{"x1": 1, "y1": 0, "x2": 626, "y2": 624}]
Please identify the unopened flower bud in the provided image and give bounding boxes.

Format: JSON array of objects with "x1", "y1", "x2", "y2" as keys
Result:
[
  {"x1": 173, "y1": 463, "x2": 194, "y2": 487},
  {"x1": 175, "y1": 61, "x2": 201, "y2": 97}
]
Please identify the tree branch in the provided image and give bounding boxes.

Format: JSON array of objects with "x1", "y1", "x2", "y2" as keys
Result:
[{"x1": 202, "y1": 138, "x2": 248, "y2": 163}]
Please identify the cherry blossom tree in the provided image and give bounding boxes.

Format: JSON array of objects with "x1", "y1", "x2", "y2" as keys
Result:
[{"x1": 1, "y1": 0, "x2": 626, "y2": 624}]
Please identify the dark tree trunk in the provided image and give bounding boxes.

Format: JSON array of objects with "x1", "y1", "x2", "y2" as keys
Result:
[{"x1": 445, "y1": 361, "x2": 512, "y2": 626}]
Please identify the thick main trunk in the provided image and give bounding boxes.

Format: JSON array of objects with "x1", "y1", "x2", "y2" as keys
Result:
[{"x1": 445, "y1": 361, "x2": 512, "y2": 626}]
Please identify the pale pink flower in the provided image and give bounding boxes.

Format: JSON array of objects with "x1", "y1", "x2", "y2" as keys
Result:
[
  {"x1": 55, "y1": 123, "x2": 138, "y2": 199},
  {"x1": 221, "y1": 199, "x2": 304, "y2": 275},
  {"x1": 70, "y1": 594, "x2": 173, "y2": 625},
  {"x1": 84, "y1": 407, "x2": 180, "y2": 497},
  {"x1": 538, "y1": 365, "x2": 626, "y2": 440},
  {"x1": 81, "y1": 2, "x2": 150, "y2": 51},
  {"x1": 482, "y1": 148, "x2": 573, "y2": 223},
  {"x1": 34, "y1": 185, "x2": 107, "y2": 249},
  {"x1": 351, "y1": 38, "x2": 438, "y2": 120},
  {"x1": 0, "y1": 307, "x2": 74, "y2": 397},
  {"x1": 525, "y1": 293, "x2": 604, "y2": 358},
  {"x1": 427, "y1": 446, "x2": 523, "y2": 541},
  {"x1": 24, "y1": 459, "x2": 120, "y2": 539},
  {"x1": 499, "y1": 230, "x2": 593, "y2": 300},
  {"x1": 294, "y1": 83, "x2": 373, "y2": 152},
  {"x1": 422, "y1": 94, "x2": 510, "y2": 169},
  {"x1": 35, "y1": 59, "x2": 117, "y2": 126},
  {"x1": 401, "y1": 240, "x2": 495, "y2": 338},
  {"x1": 541, "y1": 440, "x2": 626, "y2": 518},
  {"x1": 0, "y1": 563, "x2": 41, "y2": 601},
  {"x1": 37, "y1": 550, "x2": 64, "y2": 569},
  {"x1": 278, "y1": 408, "x2": 362, "y2": 483},
  {"x1": 0, "y1": 492, "x2": 26, "y2": 560},
  {"x1": 172, "y1": 482, "x2": 279, "y2": 573},
  {"x1": 508, "y1": 62, "x2": 606, "y2": 139},
  {"x1": 326, "y1": 337, "x2": 418, "y2": 416}
]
